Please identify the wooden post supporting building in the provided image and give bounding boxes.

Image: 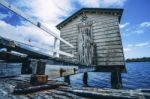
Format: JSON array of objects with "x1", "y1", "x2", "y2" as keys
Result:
[
  {"x1": 83, "y1": 72, "x2": 88, "y2": 86},
  {"x1": 64, "y1": 75, "x2": 70, "y2": 85},
  {"x1": 21, "y1": 58, "x2": 31, "y2": 74},
  {"x1": 111, "y1": 71, "x2": 123, "y2": 89}
]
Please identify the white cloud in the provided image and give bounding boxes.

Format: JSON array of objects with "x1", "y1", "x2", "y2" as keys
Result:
[
  {"x1": 119, "y1": 22, "x2": 130, "y2": 29},
  {"x1": 124, "y1": 42, "x2": 150, "y2": 59},
  {"x1": 101, "y1": 0, "x2": 127, "y2": 7},
  {"x1": 121, "y1": 21, "x2": 150, "y2": 37},
  {"x1": 0, "y1": 12, "x2": 8, "y2": 19},
  {"x1": 2, "y1": 0, "x2": 128, "y2": 32},
  {"x1": 135, "y1": 42, "x2": 149, "y2": 47},
  {"x1": 134, "y1": 30, "x2": 144, "y2": 34},
  {"x1": 140, "y1": 22, "x2": 150, "y2": 27},
  {"x1": 124, "y1": 42, "x2": 149, "y2": 56},
  {"x1": 127, "y1": 44, "x2": 133, "y2": 47},
  {"x1": 123, "y1": 48, "x2": 131, "y2": 52},
  {"x1": 77, "y1": 0, "x2": 127, "y2": 7},
  {"x1": 2, "y1": 0, "x2": 127, "y2": 34},
  {"x1": 12, "y1": 0, "x2": 74, "y2": 33},
  {"x1": 77, "y1": 0, "x2": 100, "y2": 7},
  {"x1": 0, "y1": 20, "x2": 54, "y2": 50}
]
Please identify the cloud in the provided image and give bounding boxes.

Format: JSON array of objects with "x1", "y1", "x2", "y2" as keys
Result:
[
  {"x1": 2, "y1": 0, "x2": 127, "y2": 34},
  {"x1": 121, "y1": 21, "x2": 150, "y2": 36},
  {"x1": 0, "y1": 20, "x2": 54, "y2": 50},
  {"x1": 0, "y1": 12, "x2": 8, "y2": 19},
  {"x1": 11, "y1": 0, "x2": 127, "y2": 31},
  {"x1": 127, "y1": 44, "x2": 133, "y2": 47},
  {"x1": 119, "y1": 22, "x2": 130, "y2": 29},
  {"x1": 124, "y1": 42, "x2": 149, "y2": 52},
  {"x1": 123, "y1": 48, "x2": 131, "y2": 52},
  {"x1": 125, "y1": 42, "x2": 149, "y2": 48},
  {"x1": 77, "y1": 0, "x2": 100, "y2": 7},
  {"x1": 135, "y1": 42, "x2": 149, "y2": 47},
  {"x1": 134, "y1": 30, "x2": 144, "y2": 34},
  {"x1": 140, "y1": 22, "x2": 150, "y2": 27},
  {"x1": 123, "y1": 42, "x2": 150, "y2": 58},
  {"x1": 77, "y1": 0, "x2": 127, "y2": 7},
  {"x1": 11, "y1": 0, "x2": 75, "y2": 33},
  {"x1": 101, "y1": 0, "x2": 127, "y2": 7}
]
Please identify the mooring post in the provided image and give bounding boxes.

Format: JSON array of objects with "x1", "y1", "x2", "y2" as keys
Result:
[
  {"x1": 64, "y1": 75, "x2": 70, "y2": 85},
  {"x1": 83, "y1": 72, "x2": 88, "y2": 87},
  {"x1": 111, "y1": 71, "x2": 123, "y2": 89}
]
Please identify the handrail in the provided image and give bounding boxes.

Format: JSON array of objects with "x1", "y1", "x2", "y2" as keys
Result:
[
  {"x1": 0, "y1": 0, "x2": 74, "y2": 57},
  {"x1": 0, "y1": 0, "x2": 74, "y2": 48},
  {"x1": 0, "y1": 36, "x2": 74, "y2": 57}
]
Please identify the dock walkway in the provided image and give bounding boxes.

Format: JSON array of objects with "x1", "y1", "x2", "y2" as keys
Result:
[{"x1": 0, "y1": 75, "x2": 149, "y2": 99}]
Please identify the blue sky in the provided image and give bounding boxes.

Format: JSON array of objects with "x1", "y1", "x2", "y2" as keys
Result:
[{"x1": 0, "y1": 0, "x2": 150, "y2": 59}]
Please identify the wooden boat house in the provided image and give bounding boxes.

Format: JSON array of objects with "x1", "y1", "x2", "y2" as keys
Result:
[{"x1": 57, "y1": 8, "x2": 126, "y2": 72}]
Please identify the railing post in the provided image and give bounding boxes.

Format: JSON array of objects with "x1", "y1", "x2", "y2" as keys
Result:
[{"x1": 53, "y1": 37, "x2": 58, "y2": 57}]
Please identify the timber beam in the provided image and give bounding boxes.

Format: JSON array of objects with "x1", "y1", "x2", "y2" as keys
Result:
[{"x1": 0, "y1": 51, "x2": 26, "y2": 63}]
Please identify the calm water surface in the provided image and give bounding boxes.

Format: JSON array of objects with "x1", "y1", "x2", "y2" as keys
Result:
[{"x1": 57, "y1": 62, "x2": 150, "y2": 89}]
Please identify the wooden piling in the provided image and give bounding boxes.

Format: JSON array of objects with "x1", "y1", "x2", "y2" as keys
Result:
[
  {"x1": 36, "y1": 60, "x2": 46, "y2": 75},
  {"x1": 83, "y1": 72, "x2": 88, "y2": 87},
  {"x1": 64, "y1": 75, "x2": 70, "y2": 85},
  {"x1": 111, "y1": 71, "x2": 123, "y2": 89},
  {"x1": 21, "y1": 58, "x2": 31, "y2": 74}
]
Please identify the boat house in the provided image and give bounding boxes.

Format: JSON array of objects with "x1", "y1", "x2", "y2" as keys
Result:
[{"x1": 57, "y1": 8, "x2": 126, "y2": 72}]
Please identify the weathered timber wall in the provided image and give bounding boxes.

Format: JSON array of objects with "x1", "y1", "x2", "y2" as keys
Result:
[
  {"x1": 60, "y1": 13, "x2": 125, "y2": 66},
  {"x1": 0, "y1": 63, "x2": 22, "y2": 77}
]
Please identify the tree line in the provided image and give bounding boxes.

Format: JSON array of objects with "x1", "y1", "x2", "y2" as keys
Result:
[{"x1": 126, "y1": 57, "x2": 150, "y2": 62}]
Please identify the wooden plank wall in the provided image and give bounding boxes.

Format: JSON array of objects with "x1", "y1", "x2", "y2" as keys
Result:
[{"x1": 60, "y1": 13, "x2": 125, "y2": 66}]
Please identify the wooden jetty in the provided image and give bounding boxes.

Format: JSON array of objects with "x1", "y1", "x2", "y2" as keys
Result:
[
  {"x1": 0, "y1": 0, "x2": 126, "y2": 94},
  {"x1": 0, "y1": 77, "x2": 150, "y2": 99}
]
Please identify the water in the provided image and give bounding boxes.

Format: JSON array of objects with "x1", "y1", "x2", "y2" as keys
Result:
[{"x1": 58, "y1": 62, "x2": 150, "y2": 89}]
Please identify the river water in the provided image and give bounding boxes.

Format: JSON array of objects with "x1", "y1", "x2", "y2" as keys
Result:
[{"x1": 58, "y1": 62, "x2": 150, "y2": 89}]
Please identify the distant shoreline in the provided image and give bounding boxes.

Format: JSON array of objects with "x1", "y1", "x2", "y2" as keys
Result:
[{"x1": 126, "y1": 57, "x2": 150, "y2": 62}]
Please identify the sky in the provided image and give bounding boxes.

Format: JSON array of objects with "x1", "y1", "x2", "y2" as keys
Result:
[{"x1": 0, "y1": 0, "x2": 150, "y2": 59}]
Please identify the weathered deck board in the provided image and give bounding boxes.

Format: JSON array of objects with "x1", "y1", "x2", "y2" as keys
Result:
[{"x1": 0, "y1": 78, "x2": 148, "y2": 99}]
